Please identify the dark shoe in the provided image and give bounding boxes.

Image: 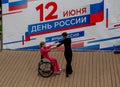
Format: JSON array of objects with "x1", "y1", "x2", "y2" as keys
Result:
[
  {"x1": 66, "y1": 74, "x2": 69, "y2": 77},
  {"x1": 69, "y1": 71, "x2": 73, "y2": 74}
]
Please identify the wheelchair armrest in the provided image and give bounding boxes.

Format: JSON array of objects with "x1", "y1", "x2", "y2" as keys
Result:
[{"x1": 41, "y1": 55, "x2": 44, "y2": 59}]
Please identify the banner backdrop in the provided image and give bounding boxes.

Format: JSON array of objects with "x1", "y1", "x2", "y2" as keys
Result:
[{"x1": 2, "y1": 0, "x2": 120, "y2": 50}]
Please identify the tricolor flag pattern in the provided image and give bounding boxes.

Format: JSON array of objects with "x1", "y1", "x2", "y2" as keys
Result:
[{"x1": 2, "y1": 0, "x2": 27, "y2": 11}]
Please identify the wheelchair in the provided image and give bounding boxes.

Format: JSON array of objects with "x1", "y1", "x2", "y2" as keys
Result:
[{"x1": 38, "y1": 55, "x2": 54, "y2": 77}]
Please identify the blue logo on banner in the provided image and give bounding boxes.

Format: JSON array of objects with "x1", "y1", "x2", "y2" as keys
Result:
[{"x1": 46, "y1": 31, "x2": 84, "y2": 42}]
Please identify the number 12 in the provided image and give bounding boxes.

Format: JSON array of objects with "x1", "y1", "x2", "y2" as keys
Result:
[{"x1": 36, "y1": 2, "x2": 58, "y2": 21}]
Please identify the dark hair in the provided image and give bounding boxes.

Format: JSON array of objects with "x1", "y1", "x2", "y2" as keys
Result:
[
  {"x1": 62, "y1": 32, "x2": 68, "y2": 37},
  {"x1": 40, "y1": 41, "x2": 45, "y2": 47}
]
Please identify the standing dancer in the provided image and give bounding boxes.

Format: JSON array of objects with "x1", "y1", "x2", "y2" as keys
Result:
[{"x1": 57, "y1": 32, "x2": 73, "y2": 77}]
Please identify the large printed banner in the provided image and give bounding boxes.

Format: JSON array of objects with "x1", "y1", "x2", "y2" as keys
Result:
[{"x1": 2, "y1": 0, "x2": 120, "y2": 50}]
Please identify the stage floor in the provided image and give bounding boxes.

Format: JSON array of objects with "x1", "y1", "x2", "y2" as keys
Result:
[{"x1": 0, "y1": 50, "x2": 120, "y2": 87}]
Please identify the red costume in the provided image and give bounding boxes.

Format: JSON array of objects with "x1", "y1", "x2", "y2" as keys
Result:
[{"x1": 40, "y1": 45, "x2": 60, "y2": 72}]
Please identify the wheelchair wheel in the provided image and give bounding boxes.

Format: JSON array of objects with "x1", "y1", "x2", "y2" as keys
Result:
[{"x1": 38, "y1": 61, "x2": 54, "y2": 77}]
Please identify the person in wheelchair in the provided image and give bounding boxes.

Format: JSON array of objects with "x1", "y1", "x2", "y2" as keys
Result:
[{"x1": 40, "y1": 41, "x2": 61, "y2": 74}]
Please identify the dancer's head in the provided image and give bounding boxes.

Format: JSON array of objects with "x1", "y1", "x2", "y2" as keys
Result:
[
  {"x1": 40, "y1": 41, "x2": 45, "y2": 47},
  {"x1": 62, "y1": 32, "x2": 68, "y2": 38}
]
